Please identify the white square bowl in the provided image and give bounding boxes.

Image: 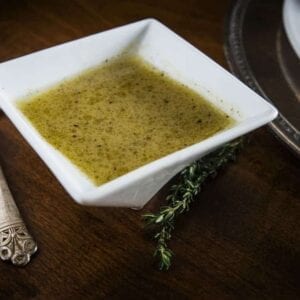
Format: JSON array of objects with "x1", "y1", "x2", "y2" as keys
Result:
[{"x1": 0, "y1": 19, "x2": 277, "y2": 208}]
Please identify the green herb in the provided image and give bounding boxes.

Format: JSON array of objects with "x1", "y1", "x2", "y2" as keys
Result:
[{"x1": 143, "y1": 137, "x2": 244, "y2": 270}]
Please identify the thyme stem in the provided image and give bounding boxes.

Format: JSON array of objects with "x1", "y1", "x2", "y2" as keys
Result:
[{"x1": 143, "y1": 137, "x2": 244, "y2": 270}]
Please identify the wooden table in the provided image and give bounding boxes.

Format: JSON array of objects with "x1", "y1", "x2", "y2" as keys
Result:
[{"x1": 0, "y1": 0, "x2": 299, "y2": 298}]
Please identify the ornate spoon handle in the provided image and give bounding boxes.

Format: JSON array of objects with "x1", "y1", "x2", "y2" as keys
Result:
[{"x1": 0, "y1": 165, "x2": 37, "y2": 266}]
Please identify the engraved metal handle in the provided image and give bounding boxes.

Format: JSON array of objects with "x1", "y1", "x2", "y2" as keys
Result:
[{"x1": 0, "y1": 165, "x2": 37, "y2": 266}]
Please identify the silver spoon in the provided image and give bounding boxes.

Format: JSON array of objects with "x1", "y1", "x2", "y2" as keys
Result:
[{"x1": 0, "y1": 165, "x2": 37, "y2": 266}]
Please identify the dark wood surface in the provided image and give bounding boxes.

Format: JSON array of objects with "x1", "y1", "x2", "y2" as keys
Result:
[{"x1": 0, "y1": 0, "x2": 299, "y2": 299}]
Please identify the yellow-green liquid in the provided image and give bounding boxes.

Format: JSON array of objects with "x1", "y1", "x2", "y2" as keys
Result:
[{"x1": 18, "y1": 55, "x2": 233, "y2": 185}]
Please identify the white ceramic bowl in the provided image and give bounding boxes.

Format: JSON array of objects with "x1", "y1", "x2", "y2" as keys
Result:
[
  {"x1": 0, "y1": 19, "x2": 277, "y2": 208},
  {"x1": 283, "y1": 0, "x2": 300, "y2": 59}
]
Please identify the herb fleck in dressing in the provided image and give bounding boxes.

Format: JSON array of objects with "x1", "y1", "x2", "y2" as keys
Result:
[{"x1": 18, "y1": 56, "x2": 233, "y2": 185}]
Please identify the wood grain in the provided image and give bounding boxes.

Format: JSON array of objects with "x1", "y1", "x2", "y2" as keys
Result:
[{"x1": 0, "y1": 0, "x2": 299, "y2": 299}]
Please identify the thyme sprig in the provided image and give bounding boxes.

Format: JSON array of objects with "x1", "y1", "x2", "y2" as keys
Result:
[{"x1": 143, "y1": 137, "x2": 244, "y2": 270}]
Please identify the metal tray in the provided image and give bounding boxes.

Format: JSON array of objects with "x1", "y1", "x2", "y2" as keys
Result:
[{"x1": 224, "y1": 0, "x2": 300, "y2": 157}]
